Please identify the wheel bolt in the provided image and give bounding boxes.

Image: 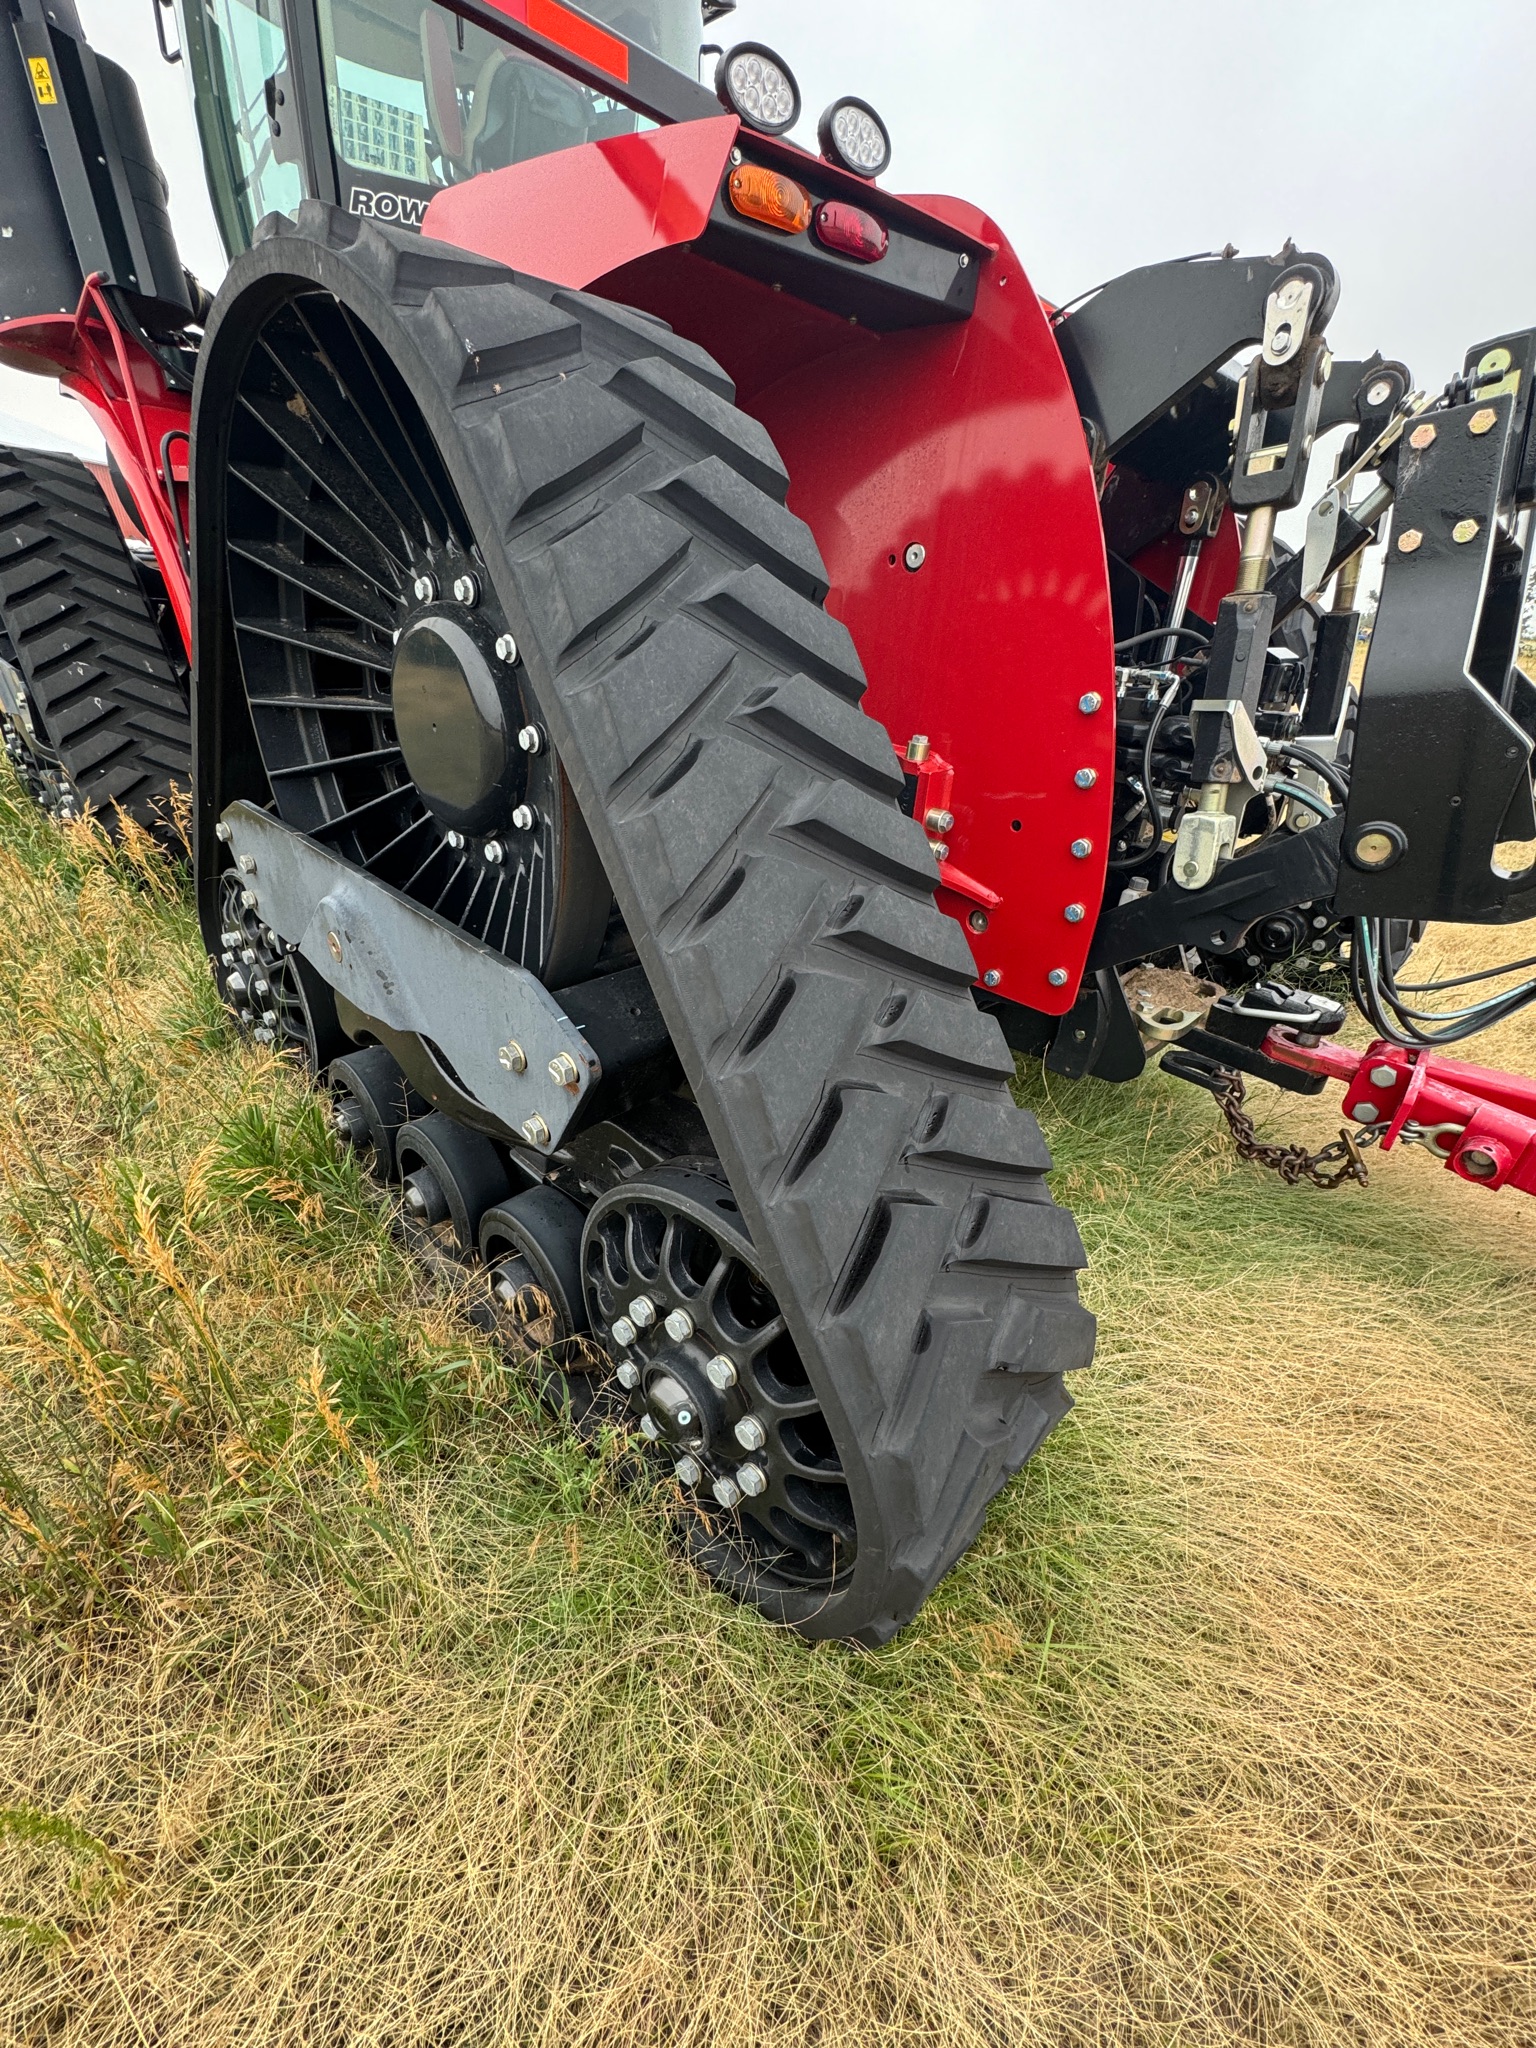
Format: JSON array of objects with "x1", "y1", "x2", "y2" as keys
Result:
[
  {"x1": 413, "y1": 574, "x2": 436, "y2": 603},
  {"x1": 615, "y1": 1360, "x2": 640, "y2": 1391},
  {"x1": 511, "y1": 804, "x2": 537, "y2": 831},
  {"x1": 674, "y1": 1456, "x2": 702, "y2": 1487},
  {"x1": 629, "y1": 1297, "x2": 656, "y2": 1328},
  {"x1": 706, "y1": 1354, "x2": 737, "y2": 1390},
  {"x1": 517, "y1": 725, "x2": 544, "y2": 755},
  {"x1": 452, "y1": 572, "x2": 479, "y2": 606},
  {"x1": 639, "y1": 1414, "x2": 662, "y2": 1440},
  {"x1": 734, "y1": 1415, "x2": 766, "y2": 1451},
  {"x1": 446, "y1": 830, "x2": 465, "y2": 850},
  {"x1": 495, "y1": 634, "x2": 518, "y2": 664},
  {"x1": 663, "y1": 1308, "x2": 694, "y2": 1342},
  {"x1": 611, "y1": 1317, "x2": 637, "y2": 1349},
  {"x1": 484, "y1": 841, "x2": 504, "y2": 864},
  {"x1": 712, "y1": 1475, "x2": 742, "y2": 1509},
  {"x1": 735, "y1": 1463, "x2": 767, "y2": 1498}
]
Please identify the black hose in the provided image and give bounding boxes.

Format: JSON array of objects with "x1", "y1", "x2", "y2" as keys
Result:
[
  {"x1": 1114, "y1": 625, "x2": 1211, "y2": 656},
  {"x1": 1271, "y1": 740, "x2": 1349, "y2": 803}
]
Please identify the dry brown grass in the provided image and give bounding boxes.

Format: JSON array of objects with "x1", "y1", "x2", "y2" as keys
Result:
[{"x1": 0, "y1": 772, "x2": 1534, "y2": 2046}]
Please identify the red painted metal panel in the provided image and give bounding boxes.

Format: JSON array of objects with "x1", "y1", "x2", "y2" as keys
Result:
[
  {"x1": 422, "y1": 115, "x2": 738, "y2": 290},
  {"x1": 476, "y1": 0, "x2": 630, "y2": 82},
  {"x1": 0, "y1": 280, "x2": 192, "y2": 659},
  {"x1": 1129, "y1": 508, "x2": 1241, "y2": 626},
  {"x1": 432, "y1": 150, "x2": 1114, "y2": 1010}
]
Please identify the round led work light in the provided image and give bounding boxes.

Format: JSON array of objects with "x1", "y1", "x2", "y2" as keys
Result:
[
  {"x1": 818, "y1": 97, "x2": 892, "y2": 179},
  {"x1": 715, "y1": 43, "x2": 801, "y2": 136}
]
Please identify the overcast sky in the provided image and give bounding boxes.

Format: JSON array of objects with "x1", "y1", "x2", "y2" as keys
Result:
[{"x1": 5, "y1": 0, "x2": 1535, "y2": 463}]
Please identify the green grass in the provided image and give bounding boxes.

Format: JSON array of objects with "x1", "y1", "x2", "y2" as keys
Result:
[{"x1": 0, "y1": 770, "x2": 1533, "y2": 2046}]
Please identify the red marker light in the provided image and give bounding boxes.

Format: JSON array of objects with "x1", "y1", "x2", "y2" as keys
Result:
[{"x1": 814, "y1": 200, "x2": 889, "y2": 265}]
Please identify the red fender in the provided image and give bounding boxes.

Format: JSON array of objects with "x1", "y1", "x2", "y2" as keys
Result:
[{"x1": 426, "y1": 126, "x2": 1114, "y2": 1012}]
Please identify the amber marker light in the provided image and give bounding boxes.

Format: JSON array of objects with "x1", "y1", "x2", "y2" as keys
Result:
[
  {"x1": 727, "y1": 164, "x2": 813, "y2": 235},
  {"x1": 814, "y1": 199, "x2": 888, "y2": 263}
]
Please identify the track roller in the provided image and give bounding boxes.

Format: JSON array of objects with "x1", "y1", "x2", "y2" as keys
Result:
[
  {"x1": 329, "y1": 1045, "x2": 425, "y2": 1181},
  {"x1": 394, "y1": 1111, "x2": 511, "y2": 1258}
]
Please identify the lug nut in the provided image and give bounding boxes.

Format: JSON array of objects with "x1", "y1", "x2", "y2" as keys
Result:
[
  {"x1": 674, "y1": 1456, "x2": 702, "y2": 1487},
  {"x1": 452, "y1": 572, "x2": 479, "y2": 606},
  {"x1": 612, "y1": 1319, "x2": 637, "y2": 1351},
  {"x1": 521, "y1": 1114, "x2": 551, "y2": 1146},
  {"x1": 616, "y1": 1358, "x2": 641, "y2": 1389},
  {"x1": 517, "y1": 725, "x2": 544, "y2": 755},
  {"x1": 1074, "y1": 768, "x2": 1097, "y2": 789},
  {"x1": 629, "y1": 1297, "x2": 657, "y2": 1329},
  {"x1": 511, "y1": 804, "x2": 537, "y2": 831},
  {"x1": 734, "y1": 1415, "x2": 766, "y2": 1451},
  {"x1": 639, "y1": 1414, "x2": 662, "y2": 1440},
  {"x1": 548, "y1": 1052, "x2": 581, "y2": 1088},
  {"x1": 664, "y1": 1308, "x2": 694, "y2": 1343},
  {"x1": 413, "y1": 573, "x2": 436, "y2": 603},
  {"x1": 735, "y1": 1463, "x2": 767, "y2": 1498},
  {"x1": 1369, "y1": 1064, "x2": 1397, "y2": 1089},
  {"x1": 499, "y1": 1040, "x2": 527, "y2": 1074},
  {"x1": 706, "y1": 1354, "x2": 737, "y2": 1390},
  {"x1": 483, "y1": 841, "x2": 504, "y2": 864},
  {"x1": 225, "y1": 971, "x2": 248, "y2": 1000},
  {"x1": 712, "y1": 1475, "x2": 742, "y2": 1510}
]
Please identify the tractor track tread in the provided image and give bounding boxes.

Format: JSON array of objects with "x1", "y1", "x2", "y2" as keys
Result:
[
  {"x1": 0, "y1": 445, "x2": 190, "y2": 827},
  {"x1": 205, "y1": 205, "x2": 1095, "y2": 1642}
]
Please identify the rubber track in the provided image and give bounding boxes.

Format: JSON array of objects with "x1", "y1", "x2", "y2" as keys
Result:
[
  {"x1": 0, "y1": 445, "x2": 190, "y2": 829},
  {"x1": 205, "y1": 206, "x2": 1098, "y2": 1642}
]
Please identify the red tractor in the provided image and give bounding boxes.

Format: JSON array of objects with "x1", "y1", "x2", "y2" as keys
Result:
[{"x1": 2, "y1": 0, "x2": 1534, "y2": 1641}]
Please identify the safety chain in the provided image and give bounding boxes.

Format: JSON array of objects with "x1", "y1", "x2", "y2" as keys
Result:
[{"x1": 1216, "y1": 1068, "x2": 1375, "y2": 1189}]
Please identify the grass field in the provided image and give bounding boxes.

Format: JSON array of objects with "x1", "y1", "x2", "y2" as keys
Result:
[{"x1": 0, "y1": 769, "x2": 1533, "y2": 2047}]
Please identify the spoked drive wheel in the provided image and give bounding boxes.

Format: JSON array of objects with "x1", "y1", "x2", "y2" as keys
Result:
[
  {"x1": 583, "y1": 1168, "x2": 857, "y2": 1599},
  {"x1": 212, "y1": 866, "x2": 345, "y2": 1066}
]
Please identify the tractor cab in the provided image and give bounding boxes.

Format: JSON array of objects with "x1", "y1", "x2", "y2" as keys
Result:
[{"x1": 175, "y1": 0, "x2": 717, "y2": 256}]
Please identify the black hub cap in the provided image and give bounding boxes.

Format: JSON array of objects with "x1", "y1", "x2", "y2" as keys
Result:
[
  {"x1": 391, "y1": 612, "x2": 525, "y2": 838},
  {"x1": 582, "y1": 1168, "x2": 857, "y2": 1593}
]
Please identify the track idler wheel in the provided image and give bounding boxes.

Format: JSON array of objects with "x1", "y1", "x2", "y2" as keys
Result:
[
  {"x1": 582, "y1": 1167, "x2": 857, "y2": 1599},
  {"x1": 394, "y1": 1111, "x2": 511, "y2": 1259},
  {"x1": 329, "y1": 1045, "x2": 424, "y2": 1181}
]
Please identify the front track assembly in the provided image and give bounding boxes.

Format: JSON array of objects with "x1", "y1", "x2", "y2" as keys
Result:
[{"x1": 191, "y1": 204, "x2": 1096, "y2": 1643}]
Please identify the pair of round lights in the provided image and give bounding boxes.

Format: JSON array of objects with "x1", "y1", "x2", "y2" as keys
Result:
[{"x1": 714, "y1": 43, "x2": 892, "y2": 180}]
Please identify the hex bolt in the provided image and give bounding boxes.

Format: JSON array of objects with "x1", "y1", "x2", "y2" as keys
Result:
[
  {"x1": 483, "y1": 841, "x2": 504, "y2": 865},
  {"x1": 903, "y1": 542, "x2": 927, "y2": 571},
  {"x1": 413, "y1": 573, "x2": 436, "y2": 603},
  {"x1": 612, "y1": 1320, "x2": 637, "y2": 1352},
  {"x1": 1408, "y1": 423, "x2": 1437, "y2": 450},
  {"x1": 1079, "y1": 692, "x2": 1103, "y2": 714},
  {"x1": 1353, "y1": 1101, "x2": 1380, "y2": 1123},
  {"x1": 1397, "y1": 529, "x2": 1423, "y2": 554},
  {"x1": 1369, "y1": 1064, "x2": 1397, "y2": 1089},
  {"x1": 1074, "y1": 768, "x2": 1098, "y2": 789},
  {"x1": 639, "y1": 1414, "x2": 662, "y2": 1441},
  {"x1": 983, "y1": 969, "x2": 1002, "y2": 988},
  {"x1": 616, "y1": 1361, "x2": 641, "y2": 1392},
  {"x1": 735, "y1": 1463, "x2": 768, "y2": 1498},
  {"x1": 712, "y1": 1475, "x2": 743, "y2": 1510},
  {"x1": 1064, "y1": 902, "x2": 1086, "y2": 923},
  {"x1": 664, "y1": 1308, "x2": 694, "y2": 1343},
  {"x1": 925, "y1": 808, "x2": 955, "y2": 834},
  {"x1": 521, "y1": 1114, "x2": 551, "y2": 1146},
  {"x1": 446, "y1": 830, "x2": 465, "y2": 850},
  {"x1": 674, "y1": 1455, "x2": 702, "y2": 1486},
  {"x1": 1070, "y1": 838, "x2": 1093, "y2": 859},
  {"x1": 452, "y1": 572, "x2": 479, "y2": 606},
  {"x1": 629, "y1": 1296, "x2": 657, "y2": 1329},
  {"x1": 495, "y1": 633, "x2": 519, "y2": 664},
  {"x1": 931, "y1": 842, "x2": 950, "y2": 863},
  {"x1": 225, "y1": 970, "x2": 248, "y2": 1000},
  {"x1": 706, "y1": 1354, "x2": 737, "y2": 1390},
  {"x1": 512, "y1": 804, "x2": 537, "y2": 832},
  {"x1": 905, "y1": 734, "x2": 930, "y2": 764},
  {"x1": 1468, "y1": 407, "x2": 1498, "y2": 437},
  {"x1": 548, "y1": 1052, "x2": 581, "y2": 1089},
  {"x1": 240, "y1": 889, "x2": 257, "y2": 909},
  {"x1": 499, "y1": 1040, "x2": 527, "y2": 1074},
  {"x1": 1047, "y1": 968, "x2": 1069, "y2": 987},
  {"x1": 734, "y1": 1415, "x2": 767, "y2": 1451},
  {"x1": 215, "y1": 820, "x2": 233, "y2": 843},
  {"x1": 237, "y1": 852, "x2": 257, "y2": 873},
  {"x1": 1452, "y1": 519, "x2": 1480, "y2": 545},
  {"x1": 517, "y1": 725, "x2": 544, "y2": 755}
]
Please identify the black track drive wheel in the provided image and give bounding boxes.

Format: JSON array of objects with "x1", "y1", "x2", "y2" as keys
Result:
[
  {"x1": 0, "y1": 445, "x2": 190, "y2": 831},
  {"x1": 192, "y1": 205, "x2": 1097, "y2": 1644}
]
